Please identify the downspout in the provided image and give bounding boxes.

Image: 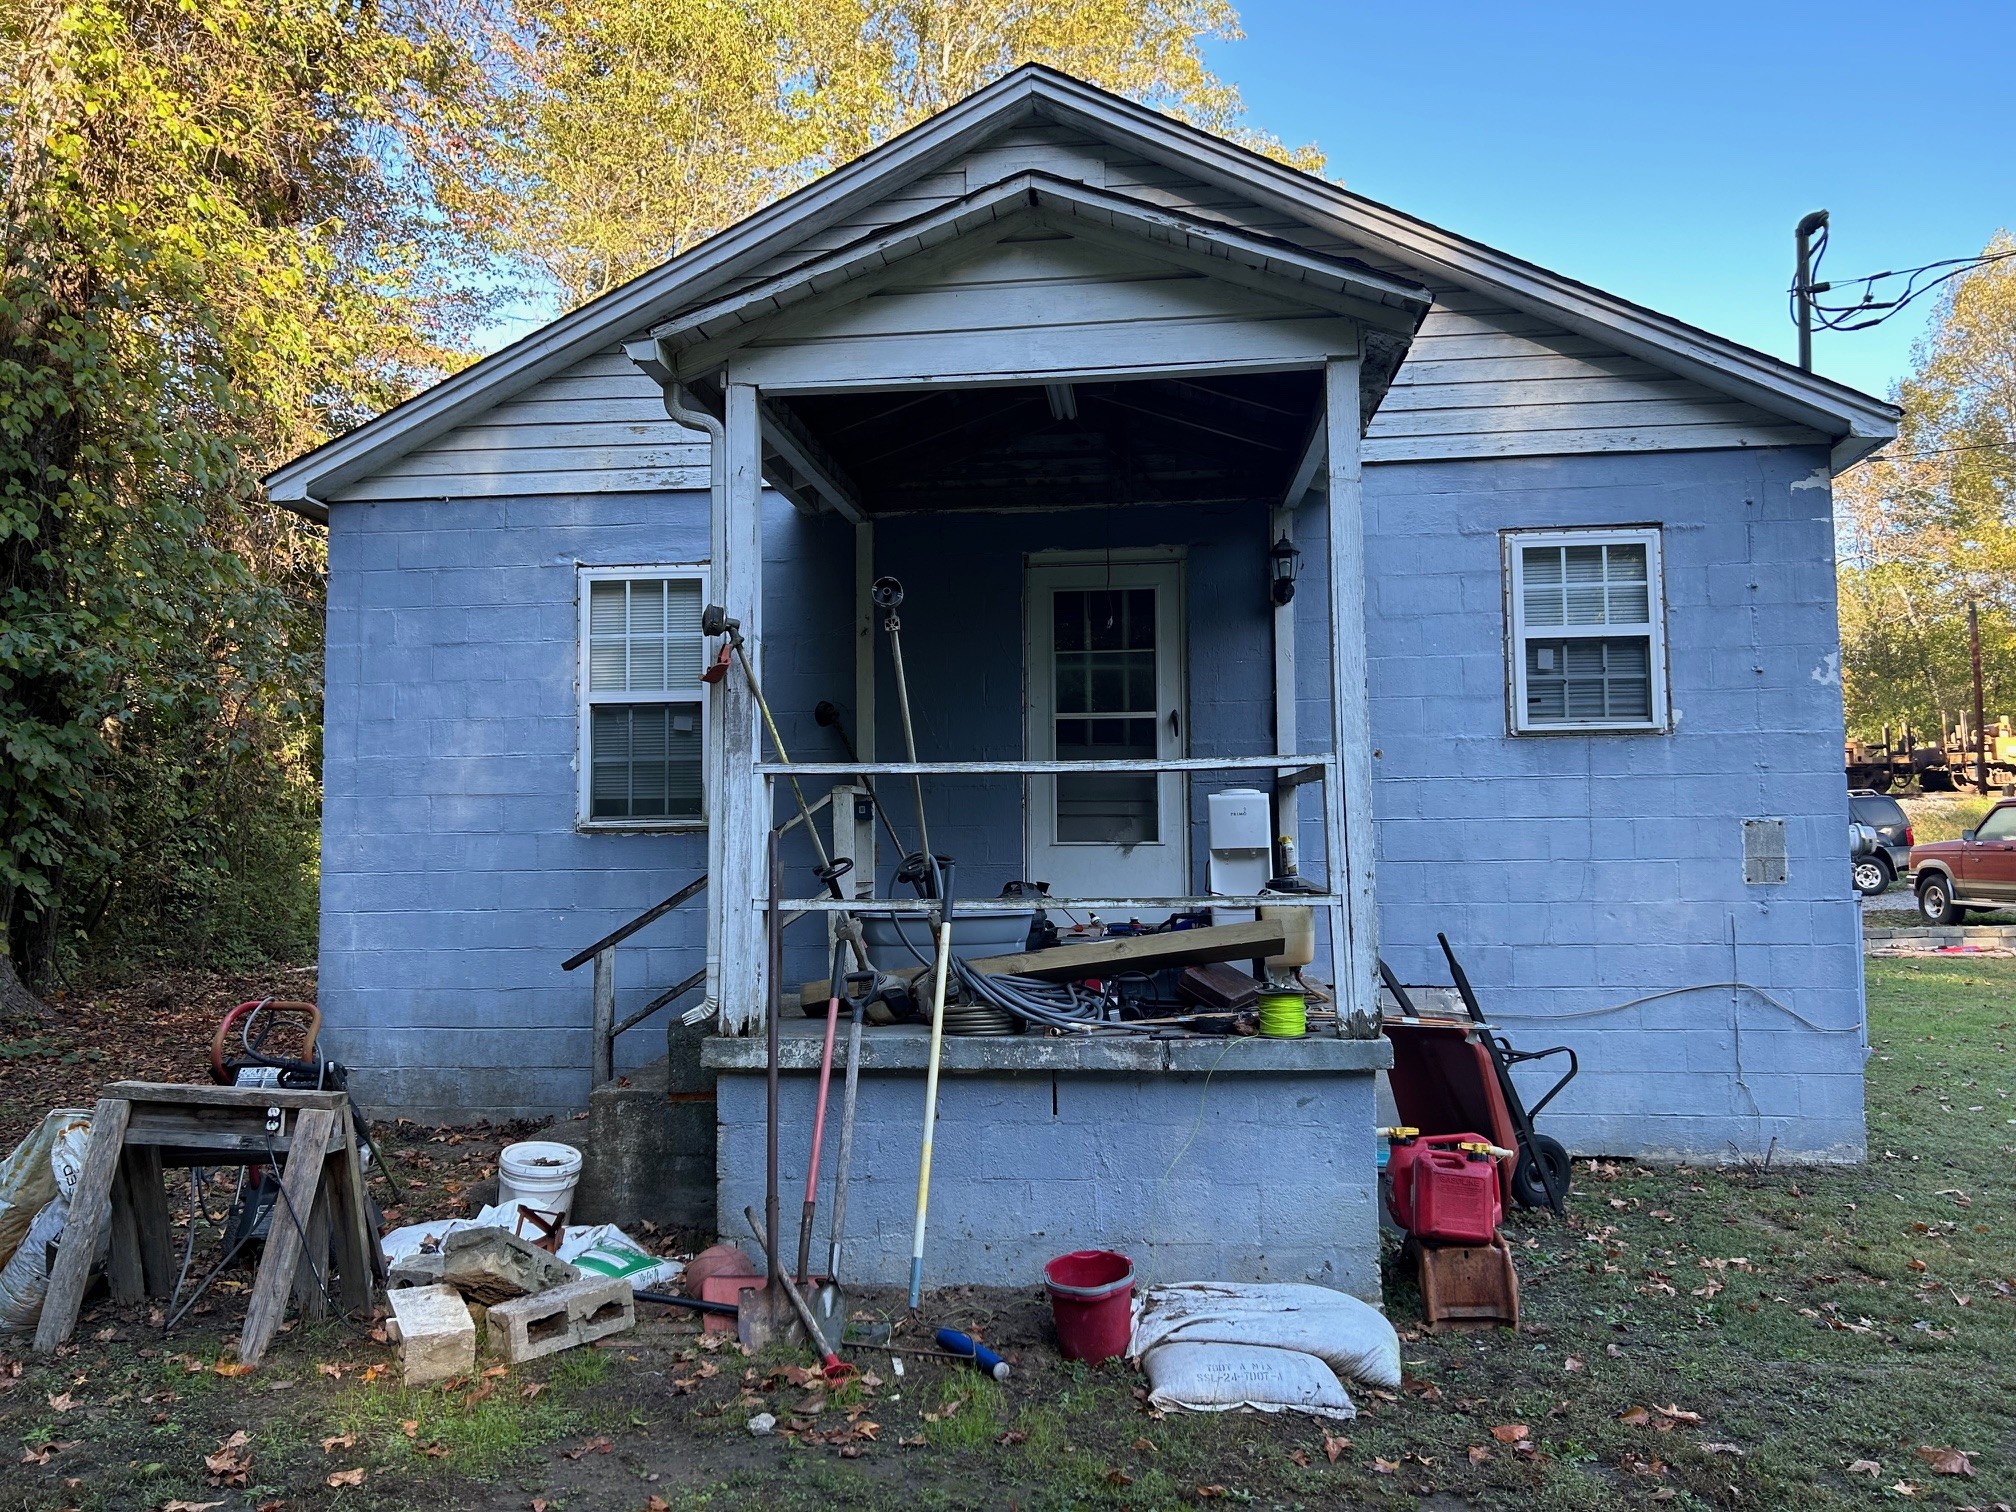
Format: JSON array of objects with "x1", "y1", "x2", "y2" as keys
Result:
[{"x1": 638, "y1": 347, "x2": 728, "y2": 1029}]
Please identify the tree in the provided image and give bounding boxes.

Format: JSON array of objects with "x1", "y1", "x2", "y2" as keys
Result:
[
  {"x1": 0, "y1": 0, "x2": 481, "y2": 1006},
  {"x1": 429, "y1": 0, "x2": 1323, "y2": 307},
  {"x1": 1836, "y1": 233, "x2": 2016, "y2": 744}
]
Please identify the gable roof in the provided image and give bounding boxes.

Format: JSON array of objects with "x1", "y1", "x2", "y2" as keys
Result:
[{"x1": 266, "y1": 65, "x2": 1898, "y2": 516}]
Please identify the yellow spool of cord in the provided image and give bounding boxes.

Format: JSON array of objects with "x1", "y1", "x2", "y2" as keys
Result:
[{"x1": 1256, "y1": 991, "x2": 1306, "y2": 1038}]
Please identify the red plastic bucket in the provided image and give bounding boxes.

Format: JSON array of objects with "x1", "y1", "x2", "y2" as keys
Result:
[{"x1": 1043, "y1": 1249, "x2": 1134, "y2": 1363}]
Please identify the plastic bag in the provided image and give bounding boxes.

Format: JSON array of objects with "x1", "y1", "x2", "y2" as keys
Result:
[
  {"x1": 0, "y1": 1194, "x2": 68, "y2": 1332},
  {"x1": 0, "y1": 1110, "x2": 90, "y2": 1270},
  {"x1": 557, "y1": 1224, "x2": 682, "y2": 1293},
  {"x1": 1142, "y1": 1341, "x2": 1355, "y2": 1419},
  {"x1": 1129, "y1": 1281, "x2": 1401, "y2": 1389}
]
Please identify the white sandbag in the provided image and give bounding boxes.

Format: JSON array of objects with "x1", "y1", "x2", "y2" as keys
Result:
[
  {"x1": 0, "y1": 1194, "x2": 68, "y2": 1332},
  {"x1": 1143, "y1": 1342, "x2": 1355, "y2": 1419},
  {"x1": 379, "y1": 1217, "x2": 486, "y2": 1265},
  {"x1": 1130, "y1": 1281, "x2": 1402, "y2": 1389},
  {"x1": 0, "y1": 1110, "x2": 90, "y2": 1269}
]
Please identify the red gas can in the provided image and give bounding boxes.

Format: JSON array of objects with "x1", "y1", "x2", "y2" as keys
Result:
[{"x1": 1384, "y1": 1130, "x2": 1503, "y2": 1245}]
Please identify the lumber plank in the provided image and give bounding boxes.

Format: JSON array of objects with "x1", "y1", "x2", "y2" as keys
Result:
[
  {"x1": 102, "y1": 1082, "x2": 348, "y2": 1110},
  {"x1": 237, "y1": 1106, "x2": 337, "y2": 1366},
  {"x1": 329, "y1": 1117, "x2": 377, "y2": 1314},
  {"x1": 966, "y1": 920, "x2": 1286, "y2": 981},
  {"x1": 123, "y1": 1146, "x2": 177, "y2": 1298},
  {"x1": 106, "y1": 1158, "x2": 145, "y2": 1304},
  {"x1": 33, "y1": 1097, "x2": 133, "y2": 1353}
]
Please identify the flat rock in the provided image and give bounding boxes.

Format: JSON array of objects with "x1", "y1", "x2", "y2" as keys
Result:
[{"x1": 386, "y1": 1285, "x2": 476, "y2": 1385}]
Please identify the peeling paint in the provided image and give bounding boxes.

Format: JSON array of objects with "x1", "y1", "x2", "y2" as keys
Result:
[
  {"x1": 1790, "y1": 467, "x2": 1830, "y2": 493},
  {"x1": 1811, "y1": 650, "x2": 1842, "y2": 688}
]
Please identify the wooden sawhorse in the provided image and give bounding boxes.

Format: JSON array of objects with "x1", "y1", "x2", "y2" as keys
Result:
[{"x1": 32, "y1": 1082, "x2": 376, "y2": 1366}]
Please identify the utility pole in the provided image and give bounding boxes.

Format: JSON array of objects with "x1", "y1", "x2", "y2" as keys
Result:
[
  {"x1": 1794, "y1": 210, "x2": 1829, "y2": 373},
  {"x1": 1970, "y1": 598, "x2": 1989, "y2": 794}
]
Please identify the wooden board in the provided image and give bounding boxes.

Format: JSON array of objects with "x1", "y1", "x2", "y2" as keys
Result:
[
  {"x1": 33, "y1": 1097, "x2": 132, "y2": 1353},
  {"x1": 966, "y1": 920, "x2": 1286, "y2": 982},
  {"x1": 102, "y1": 1082, "x2": 348, "y2": 1110}
]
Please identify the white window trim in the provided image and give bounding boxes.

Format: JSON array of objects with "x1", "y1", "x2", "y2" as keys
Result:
[
  {"x1": 577, "y1": 562, "x2": 711, "y2": 831},
  {"x1": 1503, "y1": 526, "x2": 1670, "y2": 735}
]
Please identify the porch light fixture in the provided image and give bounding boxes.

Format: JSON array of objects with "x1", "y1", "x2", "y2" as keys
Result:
[{"x1": 1269, "y1": 535, "x2": 1302, "y2": 607}]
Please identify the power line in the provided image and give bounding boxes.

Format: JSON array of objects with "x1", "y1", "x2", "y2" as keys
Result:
[{"x1": 1789, "y1": 227, "x2": 2016, "y2": 335}]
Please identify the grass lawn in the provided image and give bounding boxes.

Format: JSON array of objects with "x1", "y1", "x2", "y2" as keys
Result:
[{"x1": 3, "y1": 957, "x2": 2013, "y2": 1510}]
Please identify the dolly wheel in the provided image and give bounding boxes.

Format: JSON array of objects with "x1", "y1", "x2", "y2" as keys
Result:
[{"x1": 1510, "y1": 1134, "x2": 1571, "y2": 1210}]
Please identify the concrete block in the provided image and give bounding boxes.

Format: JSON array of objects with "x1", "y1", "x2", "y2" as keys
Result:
[
  {"x1": 387, "y1": 1285, "x2": 476, "y2": 1385},
  {"x1": 488, "y1": 1275, "x2": 637, "y2": 1363},
  {"x1": 441, "y1": 1227, "x2": 581, "y2": 1304}
]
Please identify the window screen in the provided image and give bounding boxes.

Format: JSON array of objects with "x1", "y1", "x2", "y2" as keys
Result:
[
  {"x1": 581, "y1": 571, "x2": 707, "y2": 823},
  {"x1": 1507, "y1": 530, "x2": 1667, "y2": 733}
]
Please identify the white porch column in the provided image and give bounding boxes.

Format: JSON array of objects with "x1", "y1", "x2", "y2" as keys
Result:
[
  {"x1": 1323, "y1": 356, "x2": 1377, "y2": 1023},
  {"x1": 715, "y1": 381, "x2": 768, "y2": 1033}
]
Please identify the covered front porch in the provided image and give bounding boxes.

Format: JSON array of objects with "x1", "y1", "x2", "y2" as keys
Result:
[{"x1": 622, "y1": 171, "x2": 1430, "y2": 1286}]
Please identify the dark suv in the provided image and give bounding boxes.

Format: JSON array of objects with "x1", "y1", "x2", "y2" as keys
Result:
[{"x1": 1849, "y1": 789, "x2": 1913, "y2": 895}]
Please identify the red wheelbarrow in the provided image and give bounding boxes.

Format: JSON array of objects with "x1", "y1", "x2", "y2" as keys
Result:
[{"x1": 1378, "y1": 937, "x2": 1577, "y2": 1213}]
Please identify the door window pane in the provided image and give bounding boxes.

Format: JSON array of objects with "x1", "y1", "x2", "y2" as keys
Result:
[{"x1": 1053, "y1": 584, "x2": 1161, "y2": 845}]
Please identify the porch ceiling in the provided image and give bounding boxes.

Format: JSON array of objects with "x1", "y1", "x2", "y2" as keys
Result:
[{"x1": 784, "y1": 370, "x2": 1323, "y2": 513}]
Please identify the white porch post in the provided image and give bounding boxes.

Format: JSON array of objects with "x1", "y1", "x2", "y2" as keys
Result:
[
  {"x1": 1323, "y1": 356, "x2": 1377, "y2": 1023},
  {"x1": 715, "y1": 381, "x2": 768, "y2": 1033}
]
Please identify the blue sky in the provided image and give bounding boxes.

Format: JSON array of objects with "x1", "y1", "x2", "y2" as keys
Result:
[{"x1": 1208, "y1": 0, "x2": 2015, "y2": 400}]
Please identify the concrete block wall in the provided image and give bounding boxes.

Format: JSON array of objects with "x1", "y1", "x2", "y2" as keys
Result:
[
  {"x1": 321, "y1": 488, "x2": 850, "y2": 1118},
  {"x1": 1361, "y1": 446, "x2": 1866, "y2": 1160},
  {"x1": 715, "y1": 1066, "x2": 1382, "y2": 1297}
]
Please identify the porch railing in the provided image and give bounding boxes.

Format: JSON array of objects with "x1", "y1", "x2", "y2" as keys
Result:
[
  {"x1": 562, "y1": 873, "x2": 708, "y2": 1086},
  {"x1": 754, "y1": 754, "x2": 1348, "y2": 1008}
]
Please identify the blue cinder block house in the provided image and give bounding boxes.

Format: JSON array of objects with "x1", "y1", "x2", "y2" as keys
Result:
[{"x1": 268, "y1": 68, "x2": 1897, "y2": 1292}]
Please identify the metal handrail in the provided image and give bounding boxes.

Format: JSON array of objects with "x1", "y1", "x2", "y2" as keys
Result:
[
  {"x1": 753, "y1": 753, "x2": 1337, "y2": 778},
  {"x1": 562, "y1": 872, "x2": 708, "y2": 972}
]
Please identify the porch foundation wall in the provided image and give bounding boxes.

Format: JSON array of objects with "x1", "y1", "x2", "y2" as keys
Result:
[{"x1": 713, "y1": 1062, "x2": 1384, "y2": 1299}]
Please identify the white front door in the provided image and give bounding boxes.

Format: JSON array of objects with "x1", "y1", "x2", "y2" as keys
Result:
[{"x1": 1025, "y1": 556, "x2": 1188, "y2": 907}]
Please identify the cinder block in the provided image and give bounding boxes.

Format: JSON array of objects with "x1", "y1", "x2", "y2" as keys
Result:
[
  {"x1": 387, "y1": 1284, "x2": 477, "y2": 1385},
  {"x1": 488, "y1": 1275, "x2": 636, "y2": 1363}
]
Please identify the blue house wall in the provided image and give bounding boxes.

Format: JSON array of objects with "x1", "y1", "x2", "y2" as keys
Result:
[{"x1": 320, "y1": 443, "x2": 1864, "y2": 1158}]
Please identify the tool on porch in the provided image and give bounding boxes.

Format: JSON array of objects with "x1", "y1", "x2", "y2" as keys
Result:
[
  {"x1": 701, "y1": 604, "x2": 870, "y2": 968},
  {"x1": 822, "y1": 962, "x2": 878, "y2": 1314},
  {"x1": 1380, "y1": 954, "x2": 1577, "y2": 1214},
  {"x1": 747, "y1": 1207, "x2": 853, "y2": 1381},
  {"x1": 751, "y1": 828, "x2": 800, "y2": 1348},
  {"x1": 814, "y1": 698, "x2": 916, "y2": 872},
  {"x1": 794, "y1": 936, "x2": 847, "y2": 1326},
  {"x1": 1437, "y1": 936, "x2": 1575, "y2": 1214},
  {"x1": 870, "y1": 575, "x2": 937, "y2": 890},
  {"x1": 905, "y1": 857, "x2": 957, "y2": 1309}
]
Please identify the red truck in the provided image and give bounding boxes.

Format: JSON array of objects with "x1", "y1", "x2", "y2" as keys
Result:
[{"x1": 1910, "y1": 800, "x2": 2016, "y2": 924}]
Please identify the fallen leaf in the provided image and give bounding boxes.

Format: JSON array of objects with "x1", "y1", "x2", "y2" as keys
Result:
[
  {"x1": 1491, "y1": 1423, "x2": 1530, "y2": 1443},
  {"x1": 161, "y1": 1502, "x2": 226, "y2": 1512},
  {"x1": 1468, "y1": 1445, "x2": 1491, "y2": 1464},
  {"x1": 1847, "y1": 1459, "x2": 1881, "y2": 1477},
  {"x1": 647, "y1": 1499, "x2": 671, "y2": 1512},
  {"x1": 1563, "y1": 1355, "x2": 1585, "y2": 1372},
  {"x1": 1287, "y1": 1448, "x2": 1309, "y2": 1467},
  {"x1": 321, "y1": 1433, "x2": 355, "y2": 1454},
  {"x1": 204, "y1": 1431, "x2": 252, "y2": 1486},
  {"x1": 1619, "y1": 1407, "x2": 1653, "y2": 1427},
  {"x1": 1907, "y1": 1258, "x2": 1927, "y2": 1272},
  {"x1": 1650, "y1": 1490, "x2": 1679, "y2": 1503},
  {"x1": 1103, "y1": 1469, "x2": 1133, "y2": 1487},
  {"x1": 1653, "y1": 1404, "x2": 1703, "y2": 1424},
  {"x1": 1372, "y1": 1456, "x2": 1400, "y2": 1474},
  {"x1": 1323, "y1": 1434, "x2": 1351, "y2": 1463},
  {"x1": 399, "y1": 1419, "x2": 419, "y2": 1438},
  {"x1": 1889, "y1": 1481, "x2": 1919, "y2": 1497},
  {"x1": 1131, "y1": 1436, "x2": 1157, "y2": 1453},
  {"x1": 1197, "y1": 1487, "x2": 1226, "y2": 1499},
  {"x1": 46, "y1": 1392, "x2": 75, "y2": 1413},
  {"x1": 1916, "y1": 1446, "x2": 1975, "y2": 1478},
  {"x1": 315, "y1": 1364, "x2": 342, "y2": 1379},
  {"x1": 325, "y1": 1467, "x2": 365, "y2": 1488},
  {"x1": 1700, "y1": 1442, "x2": 1745, "y2": 1456},
  {"x1": 996, "y1": 1429, "x2": 1027, "y2": 1446},
  {"x1": 520, "y1": 1382, "x2": 545, "y2": 1400},
  {"x1": 213, "y1": 1362, "x2": 255, "y2": 1378}
]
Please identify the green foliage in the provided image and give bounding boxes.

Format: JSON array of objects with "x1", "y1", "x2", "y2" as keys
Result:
[
  {"x1": 0, "y1": 0, "x2": 482, "y2": 982},
  {"x1": 1839, "y1": 233, "x2": 2016, "y2": 739},
  {"x1": 427, "y1": 0, "x2": 1323, "y2": 306}
]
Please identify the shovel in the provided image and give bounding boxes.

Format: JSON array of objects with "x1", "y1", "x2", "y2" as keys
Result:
[
  {"x1": 818, "y1": 964, "x2": 876, "y2": 1333},
  {"x1": 794, "y1": 937, "x2": 847, "y2": 1328}
]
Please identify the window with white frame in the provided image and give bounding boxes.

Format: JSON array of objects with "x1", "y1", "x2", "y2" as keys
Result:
[
  {"x1": 579, "y1": 568, "x2": 708, "y2": 824},
  {"x1": 1505, "y1": 527, "x2": 1668, "y2": 733}
]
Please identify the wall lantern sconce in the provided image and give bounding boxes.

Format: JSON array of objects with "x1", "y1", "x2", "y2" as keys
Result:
[{"x1": 1269, "y1": 535, "x2": 1302, "y2": 607}]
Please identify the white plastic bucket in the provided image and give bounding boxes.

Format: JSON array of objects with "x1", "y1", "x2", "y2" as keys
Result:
[{"x1": 497, "y1": 1141, "x2": 583, "y2": 1220}]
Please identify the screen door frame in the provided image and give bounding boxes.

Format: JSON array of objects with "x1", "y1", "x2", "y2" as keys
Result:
[{"x1": 1023, "y1": 549, "x2": 1189, "y2": 904}]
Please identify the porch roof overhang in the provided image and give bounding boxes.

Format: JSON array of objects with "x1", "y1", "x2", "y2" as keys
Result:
[{"x1": 632, "y1": 170, "x2": 1432, "y2": 392}]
